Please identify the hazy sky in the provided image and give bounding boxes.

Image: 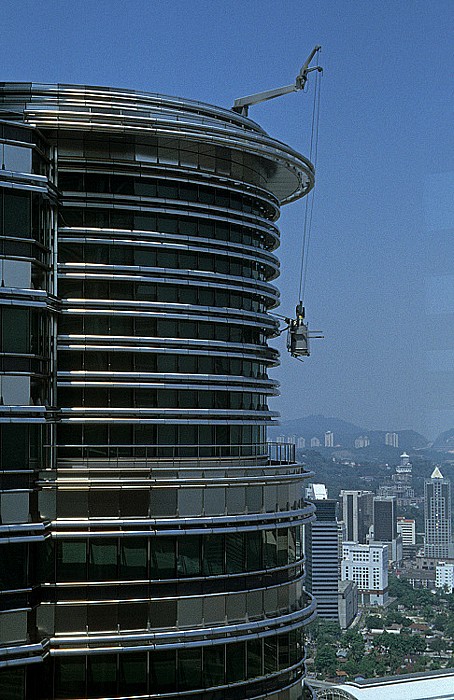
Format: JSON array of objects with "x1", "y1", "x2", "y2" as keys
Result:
[{"x1": 2, "y1": 0, "x2": 452, "y2": 438}]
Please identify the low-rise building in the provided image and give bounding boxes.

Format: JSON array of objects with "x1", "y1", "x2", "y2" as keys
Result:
[
  {"x1": 435, "y1": 561, "x2": 454, "y2": 593},
  {"x1": 341, "y1": 542, "x2": 388, "y2": 605}
]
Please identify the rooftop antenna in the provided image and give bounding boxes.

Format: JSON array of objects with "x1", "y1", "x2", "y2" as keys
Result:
[{"x1": 232, "y1": 46, "x2": 322, "y2": 116}]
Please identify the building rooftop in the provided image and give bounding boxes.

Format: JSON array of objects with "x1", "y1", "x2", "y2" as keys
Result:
[{"x1": 316, "y1": 669, "x2": 454, "y2": 700}]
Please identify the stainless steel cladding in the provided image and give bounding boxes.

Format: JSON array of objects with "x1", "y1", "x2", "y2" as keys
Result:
[{"x1": 0, "y1": 83, "x2": 316, "y2": 700}]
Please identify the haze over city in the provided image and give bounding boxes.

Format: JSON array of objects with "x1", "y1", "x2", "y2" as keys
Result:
[{"x1": 2, "y1": 0, "x2": 452, "y2": 438}]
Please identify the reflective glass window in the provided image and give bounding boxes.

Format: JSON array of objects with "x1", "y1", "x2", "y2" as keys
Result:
[
  {"x1": 203, "y1": 535, "x2": 225, "y2": 575},
  {"x1": 151, "y1": 651, "x2": 176, "y2": 693},
  {"x1": 3, "y1": 191, "x2": 31, "y2": 237},
  {"x1": 245, "y1": 531, "x2": 262, "y2": 571},
  {"x1": 264, "y1": 530, "x2": 278, "y2": 569},
  {"x1": 226, "y1": 533, "x2": 244, "y2": 574},
  {"x1": 1, "y1": 424, "x2": 29, "y2": 469},
  {"x1": 0, "y1": 543, "x2": 27, "y2": 590},
  {"x1": 87, "y1": 655, "x2": 117, "y2": 697},
  {"x1": 177, "y1": 536, "x2": 201, "y2": 577},
  {"x1": 150, "y1": 538, "x2": 176, "y2": 578},
  {"x1": 203, "y1": 645, "x2": 225, "y2": 687},
  {"x1": 178, "y1": 648, "x2": 202, "y2": 691},
  {"x1": 2, "y1": 307, "x2": 29, "y2": 353},
  {"x1": 120, "y1": 538, "x2": 147, "y2": 580},
  {"x1": 264, "y1": 637, "x2": 278, "y2": 674},
  {"x1": 247, "y1": 638, "x2": 263, "y2": 679},
  {"x1": 226, "y1": 642, "x2": 245, "y2": 683},
  {"x1": 54, "y1": 657, "x2": 86, "y2": 699},
  {"x1": 57, "y1": 540, "x2": 87, "y2": 582},
  {"x1": 89, "y1": 540, "x2": 117, "y2": 580},
  {"x1": 119, "y1": 652, "x2": 147, "y2": 695}
]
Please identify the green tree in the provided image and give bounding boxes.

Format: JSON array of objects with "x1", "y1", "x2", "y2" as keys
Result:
[{"x1": 314, "y1": 644, "x2": 337, "y2": 676}]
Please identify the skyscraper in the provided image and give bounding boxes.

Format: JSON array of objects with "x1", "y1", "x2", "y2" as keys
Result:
[
  {"x1": 0, "y1": 84, "x2": 316, "y2": 700},
  {"x1": 340, "y1": 490, "x2": 374, "y2": 544},
  {"x1": 424, "y1": 467, "x2": 452, "y2": 559},
  {"x1": 305, "y1": 498, "x2": 339, "y2": 619},
  {"x1": 373, "y1": 496, "x2": 397, "y2": 542}
]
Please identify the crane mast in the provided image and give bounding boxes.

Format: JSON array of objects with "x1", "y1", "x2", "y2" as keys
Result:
[{"x1": 232, "y1": 46, "x2": 322, "y2": 116}]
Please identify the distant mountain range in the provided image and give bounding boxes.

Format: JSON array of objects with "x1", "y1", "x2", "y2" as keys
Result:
[
  {"x1": 432, "y1": 428, "x2": 454, "y2": 450},
  {"x1": 268, "y1": 414, "x2": 430, "y2": 451}
]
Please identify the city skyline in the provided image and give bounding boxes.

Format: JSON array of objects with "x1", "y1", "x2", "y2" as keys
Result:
[{"x1": 1, "y1": 1, "x2": 453, "y2": 438}]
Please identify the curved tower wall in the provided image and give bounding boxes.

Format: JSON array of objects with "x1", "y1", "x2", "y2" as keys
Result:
[{"x1": 0, "y1": 84, "x2": 316, "y2": 700}]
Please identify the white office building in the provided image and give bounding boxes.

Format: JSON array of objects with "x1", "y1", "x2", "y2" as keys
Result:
[
  {"x1": 341, "y1": 542, "x2": 388, "y2": 605},
  {"x1": 397, "y1": 517, "x2": 416, "y2": 545},
  {"x1": 435, "y1": 562, "x2": 454, "y2": 593}
]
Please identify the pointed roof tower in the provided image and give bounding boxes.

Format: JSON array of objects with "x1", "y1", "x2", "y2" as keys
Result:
[{"x1": 431, "y1": 466, "x2": 444, "y2": 479}]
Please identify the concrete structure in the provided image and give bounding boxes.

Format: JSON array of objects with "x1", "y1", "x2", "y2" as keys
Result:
[
  {"x1": 0, "y1": 83, "x2": 317, "y2": 700},
  {"x1": 435, "y1": 561, "x2": 454, "y2": 593},
  {"x1": 424, "y1": 466, "x2": 452, "y2": 558},
  {"x1": 305, "y1": 499, "x2": 339, "y2": 619},
  {"x1": 354, "y1": 435, "x2": 370, "y2": 449},
  {"x1": 297, "y1": 436, "x2": 306, "y2": 448},
  {"x1": 311, "y1": 436, "x2": 321, "y2": 448},
  {"x1": 338, "y1": 580, "x2": 358, "y2": 629},
  {"x1": 341, "y1": 542, "x2": 388, "y2": 605},
  {"x1": 316, "y1": 669, "x2": 454, "y2": 700},
  {"x1": 340, "y1": 490, "x2": 374, "y2": 544}
]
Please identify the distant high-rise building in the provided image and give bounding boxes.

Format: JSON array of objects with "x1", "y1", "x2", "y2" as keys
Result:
[
  {"x1": 397, "y1": 516, "x2": 417, "y2": 559},
  {"x1": 397, "y1": 517, "x2": 416, "y2": 546},
  {"x1": 385, "y1": 432, "x2": 399, "y2": 447},
  {"x1": 297, "y1": 436, "x2": 306, "y2": 449},
  {"x1": 424, "y1": 467, "x2": 452, "y2": 558},
  {"x1": 341, "y1": 542, "x2": 389, "y2": 605},
  {"x1": 373, "y1": 496, "x2": 397, "y2": 542},
  {"x1": 310, "y1": 436, "x2": 321, "y2": 448},
  {"x1": 324, "y1": 430, "x2": 334, "y2": 448},
  {"x1": 354, "y1": 435, "x2": 370, "y2": 449},
  {"x1": 277, "y1": 434, "x2": 286, "y2": 443},
  {"x1": 340, "y1": 490, "x2": 374, "y2": 544},
  {"x1": 305, "y1": 499, "x2": 339, "y2": 619}
]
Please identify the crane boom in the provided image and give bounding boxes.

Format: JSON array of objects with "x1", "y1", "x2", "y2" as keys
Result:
[{"x1": 232, "y1": 46, "x2": 322, "y2": 116}]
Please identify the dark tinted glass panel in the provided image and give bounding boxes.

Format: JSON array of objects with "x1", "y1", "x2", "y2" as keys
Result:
[
  {"x1": 178, "y1": 648, "x2": 202, "y2": 691},
  {"x1": 120, "y1": 538, "x2": 147, "y2": 580},
  {"x1": 1, "y1": 424, "x2": 29, "y2": 469},
  {"x1": 150, "y1": 539, "x2": 175, "y2": 578},
  {"x1": 4, "y1": 191, "x2": 31, "y2": 237},
  {"x1": 89, "y1": 540, "x2": 117, "y2": 580},
  {"x1": 246, "y1": 531, "x2": 262, "y2": 571},
  {"x1": 119, "y1": 653, "x2": 147, "y2": 695},
  {"x1": 54, "y1": 657, "x2": 86, "y2": 699},
  {"x1": 278, "y1": 632, "x2": 290, "y2": 670},
  {"x1": 57, "y1": 540, "x2": 86, "y2": 582},
  {"x1": 0, "y1": 543, "x2": 27, "y2": 590},
  {"x1": 264, "y1": 531, "x2": 277, "y2": 569},
  {"x1": 177, "y1": 536, "x2": 201, "y2": 577},
  {"x1": 2, "y1": 307, "x2": 29, "y2": 353},
  {"x1": 87, "y1": 655, "x2": 116, "y2": 697},
  {"x1": 226, "y1": 642, "x2": 245, "y2": 683},
  {"x1": 226, "y1": 533, "x2": 244, "y2": 574},
  {"x1": 264, "y1": 637, "x2": 278, "y2": 674},
  {"x1": 247, "y1": 638, "x2": 262, "y2": 679},
  {"x1": 203, "y1": 535, "x2": 224, "y2": 575},
  {"x1": 203, "y1": 645, "x2": 225, "y2": 687},
  {"x1": 151, "y1": 651, "x2": 176, "y2": 693}
]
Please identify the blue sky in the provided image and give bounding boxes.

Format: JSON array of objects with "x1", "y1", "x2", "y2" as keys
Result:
[{"x1": 3, "y1": 0, "x2": 453, "y2": 437}]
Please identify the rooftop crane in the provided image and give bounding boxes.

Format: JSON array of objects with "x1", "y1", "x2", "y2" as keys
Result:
[
  {"x1": 233, "y1": 47, "x2": 324, "y2": 360},
  {"x1": 232, "y1": 46, "x2": 322, "y2": 116}
]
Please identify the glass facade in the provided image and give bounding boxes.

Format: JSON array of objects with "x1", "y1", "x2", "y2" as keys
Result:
[{"x1": 0, "y1": 83, "x2": 316, "y2": 700}]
